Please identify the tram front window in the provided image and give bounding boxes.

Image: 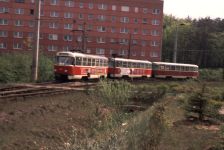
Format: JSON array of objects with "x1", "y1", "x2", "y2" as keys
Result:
[{"x1": 56, "y1": 56, "x2": 74, "y2": 65}]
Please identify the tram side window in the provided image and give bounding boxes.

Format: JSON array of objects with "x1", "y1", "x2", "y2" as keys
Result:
[
  {"x1": 128, "y1": 62, "x2": 132, "y2": 68},
  {"x1": 92, "y1": 59, "x2": 96, "y2": 66},
  {"x1": 140, "y1": 63, "x2": 145, "y2": 68},
  {"x1": 123, "y1": 61, "x2": 128, "y2": 68},
  {"x1": 176, "y1": 66, "x2": 180, "y2": 71},
  {"x1": 165, "y1": 65, "x2": 170, "y2": 70},
  {"x1": 132, "y1": 63, "x2": 137, "y2": 68},
  {"x1": 96, "y1": 59, "x2": 100, "y2": 66},
  {"x1": 181, "y1": 66, "x2": 185, "y2": 71},
  {"x1": 116, "y1": 61, "x2": 122, "y2": 67},
  {"x1": 104, "y1": 60, "x2": 108, "y2": 67},
  {"x1": 99, "y1": 59, "x2": 103, "y2": 66},
  {"x1": 76, "y1": 57, "x2": 82, "y2": 65},
  {"x1": 186, "y1": 67, "x2": 189, "y2": 71},
  {"x1": 83, "y1": 58, "x2": 88, "y2": 66},
  {"x1": 88, "y1": 58, "x2": 92, "y2": 66},
  {"x1": 160, "y1": 65, "x2": 165, "y2": 70},
  {"x1": 171, "y1": 65, "x2": 175, "y2": 70},
  {"x1": 147, "y1": 63, "x2": 152, "y2": 69}
]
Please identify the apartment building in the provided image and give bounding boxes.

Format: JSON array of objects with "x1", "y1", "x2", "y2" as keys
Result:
[{"x1": 0, "y1": 0, "x2": 164, "y2": 61}]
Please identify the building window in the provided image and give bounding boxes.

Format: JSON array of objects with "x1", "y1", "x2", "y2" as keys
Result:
[
  {"x1": 78, "y1": 24, "x2": 83, "y2": 30},
  {"x1": 86, "y1": 48, "x2": 91, "y2": 54},
  {"x1": 120, "y1": 17, "x2": 129, "y2": 23},
  {"x1": 142, "y1": 29, "x2": 148, "y2": 35},
  {"x1": 134, "y1": 28, "x2": 138, "y2": 34},
  {"x1": 88, "y1": 3, "x2": 93, "y2": 9},
  {"x1": 88, "y1": 14, "x2": 94, "y2": 20},
  {"x1": 132, "y1": 51, "x2": 136, "y2": 56},
  {"x1": 132, "y1": 39, "x2": 137, "y2": 45},
  {"x1": 87, "y1": 37, "x2": 92, "y2": 42},
  {"x1": 48, "y1": 45, "x2": 58, "y2": 51},
  {"x1": 78, "y1": 13, "x2": 83, "y2": 19},
  {"x1": 112, "y1": 5, "x2": 116, "y2": 11},
  {"x1": 152, "y1": 9, "x2": 160, "y2": 14},
  {"x1": 134, "y1": 18, "x2": 138, "y2": 24},
  {"x1": 63, "y1": 46, "x2": 72, "y2": 51},
  {"x1": 87, "y1": 24, "x2": 93, "y2": 30},
  {"x1": 13, "y1": 43, "x2": 22, "y2": 49},
  {"x1": 141, "y1": 51, "x2": 145, "y2": 56},
  {"x1": 64, "y1": 23, "x2": 73, "y2": 30},
  {"x1": 110, "y1": 49, "x2": 114, "y2": 55},
  {"x1": 121, "y1": 6, "x2": 129, "y2": 12},
  {"x1": 49, "y1": 22, "x2": 58, "y2": 29},
  {"x1": 65, "y1": 0, "x2": 74, "y2": 7},
  {"x1": 48, "y1": 34, "x2": 58, "y2": 40},
  {"x1": 134, "y1": 7, "x2": 139, "y2": 13},
  {"x1": 120, "y1": 27, "x2": 129, "y2": 34},
  {"x1": 98, "y1": 15, "x2": 106, "y2": 21},
  {"x1": 150, "y1": 51, "x2": 159, "y2": 57},
  {"x1": 98, "y1": 4, "x2": 107, "y2": 10},
  {"x1": 111, "y1": 16, "x2": 116, "y2": 22},
  {"x1": 15, "y1": 0, "x2": 25, "y2": 3},
  {"x1": 152, "y1": 19, "x2": 160, "y2": 25},
  {"x1": 50, "y1": 11, "x2": 59, "y2": 17},
  {"x1": 79, "y1": 2, "x2": 84, "y2": 8},
  {"x1": 64, "y1": 35, "x2": 72, "y2": 41},
  {"x1": 97, "y1": 37, "x2": 106, "y2": 43},
  {"x1": 30, "y1": 9, "x2": 34, "y2": 15},
  {"x1": 0, "y1": 7, "x2": 9, "y2": 13},
  {"x1": 141, "y1": 40, "x2": 147, "y2": 46},
  {"x1": 119, "y1": 49, "x2": 127, "y2": 56},
  {"x1": 0, "y1": 30, "x2": 7, "y2": 37},
  {"x1": 151, "y1": 30, "x2": 159, "y2": 36},
  {"x1": 110, "y1": 38, "x2": 116, "y2": 44},
  {"x1": 119, "y1": 39, "x2": 129, "y2": 45},
  {"x1": 15, "y1": 8, "x2": 24, "y2": 14},
  {"x1": 50, "y1": 0, "x2": 59, "y2": 5},
  {"x1": 151, "y1": 41, "x2": 159, "y2": 47},
  {"x1": 0, "y1": 42, "x2": 6, "y2": 49},
  {"x1": 96, "y1": 48, "x2": 105, "y2": 55},
  {"x1": 77, "y1": 36, "x2": 82, "y2": 42},
  {"x1": 13, "y1": 32, "x2": 23, "y2": 38},
  {"x1": 111, "y1": 27, "x2": 116, "y2": 33},
  {"x1": 15, "y1": 20, "x2": 23, "y2": 26},
  {"x1": 143, "y1": 8, "x2": 148, "y2": 14},
  {"x1": 28, "y1": 32, "x2": 33, "y2": 38},
  {"x1": 97, "y1": 26, "x2": 106, "y2": 32},
  {"x1": 142, "y1": 18, "x2": 148, "y2": 24},
  {"x1": 64, "y1": 12, "x2": 73, "y2": 18},
  {"x1": 0, "y1": 19, "x2": 8, "y2": 25},
  {"x1": 29, "y1": 21, "x2": 34, "y2": 27}
]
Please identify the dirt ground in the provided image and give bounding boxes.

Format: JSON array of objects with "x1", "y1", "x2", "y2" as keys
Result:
[{"x1": 0, "y1": 91, "x2": 100, "y2": 150}]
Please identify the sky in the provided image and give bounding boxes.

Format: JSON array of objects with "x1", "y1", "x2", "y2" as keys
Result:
[{"x1": 164, "y1": 0, "x2": 224, "y2": 19}]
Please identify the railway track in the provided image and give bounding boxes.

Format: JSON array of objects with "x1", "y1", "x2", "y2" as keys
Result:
[{"x1": 0, "y1": 82, "x2": 96, "y2": 100}]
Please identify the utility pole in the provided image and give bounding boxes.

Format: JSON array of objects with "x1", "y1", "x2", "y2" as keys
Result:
[
  {"x1": 173, "y1": 25, "x2": 178, "y2": 63},
  {"x1": 82, "y1": 22, "x2": 87, "y2": 52},
  {"x1": 31, "y1": 0, "x2": 41, "y2": 82},
  {"x1": 128, "y1": 33, "x2": 132, "y2": 59}
]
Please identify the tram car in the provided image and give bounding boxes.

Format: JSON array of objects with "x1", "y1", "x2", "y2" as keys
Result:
[
  {"x1": 108, "y1": 57, "x2": 152, "y2": 78},
  {"x1": 152, "y1": 62, "x2": 199, "y2": 79},
  {"x1": 54, "y1": 52, "x2": 108, "y2": 80}
]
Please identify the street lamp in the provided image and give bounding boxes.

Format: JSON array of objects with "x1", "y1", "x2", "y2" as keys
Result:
[{"x1": 173, "y1": 23, "x2": 185, "y2": 63}]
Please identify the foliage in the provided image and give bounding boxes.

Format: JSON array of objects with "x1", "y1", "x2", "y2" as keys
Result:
[
  {"x1": 95, "y1": 80, "x2": 133, "y2": 107},
  {"x1": 162, "y1": 15, "x2": 224, "y2": 68},
  {"x1": 185, "y1": 85, "x2": 208, "y2": 120},
  {"x1": 0, "y1": 52, "x2": 54, "y2": 83},
  {"x1": 199, "y1": 68, "x2": 224, "y2": 81}
]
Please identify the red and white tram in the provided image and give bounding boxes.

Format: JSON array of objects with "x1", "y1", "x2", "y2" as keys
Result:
[
  {"x1": 152, "y1": 62, "x2": 199, "y2": 79},
  {"x1": 54, "y1": 52, "x2": 108, "y2": 80},
  {"x1": 108, "y1": 58, "x2": 152, "y2": 78}
]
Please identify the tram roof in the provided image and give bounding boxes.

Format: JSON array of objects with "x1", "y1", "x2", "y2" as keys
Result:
[
  {"x1": 153, "y1": 62, "x2": 198, "y2": 67},
  {"x1": 111, "y1": 57, "x2": 152, "y2": 64},
  {"x1": 56, "y1": 51, "x2": 108, "y2": 59}
]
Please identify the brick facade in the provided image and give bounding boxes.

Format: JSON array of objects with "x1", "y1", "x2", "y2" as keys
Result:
[{"x1": 0, "y1": 0, "x2": 164, "y2": 61}]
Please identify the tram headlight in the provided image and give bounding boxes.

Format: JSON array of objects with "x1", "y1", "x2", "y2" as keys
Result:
[{"x1": 64, "y1": 70, "x2": 68, "y2": 73}]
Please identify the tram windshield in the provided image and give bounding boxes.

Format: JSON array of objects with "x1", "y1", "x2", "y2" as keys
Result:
[{"x1": 56, "y1": 56, "x2": 74, "y2": 65}]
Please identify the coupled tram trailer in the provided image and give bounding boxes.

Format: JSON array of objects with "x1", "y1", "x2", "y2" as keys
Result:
[{"x1": 54, "y1": 51, "x2": 199, "y2": 81}]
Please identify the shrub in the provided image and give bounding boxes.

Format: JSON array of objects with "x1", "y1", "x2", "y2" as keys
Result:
[
  {"x1": 95, "y1": 80, "x2": 133, "y2": 107},
  {"x1": 199, "y1": 68, "x2": 224, "y2": 81},
  {"x1": 0, "y1": 52, "x2": 54, "y2": 83},
  {"x1": 185, "y1": 85, "x2": 208, "y2": 121}
]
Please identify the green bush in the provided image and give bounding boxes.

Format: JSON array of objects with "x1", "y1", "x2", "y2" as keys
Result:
[
  {"x1": 199, "y1": 68, "x2": 224, "y2": 81},
  {"x1": 0, "y1": 52, "x2": 54, "y2": 83},
  {"x1": 96, "y1": 80, "x2": 133, "y2": 107}
]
